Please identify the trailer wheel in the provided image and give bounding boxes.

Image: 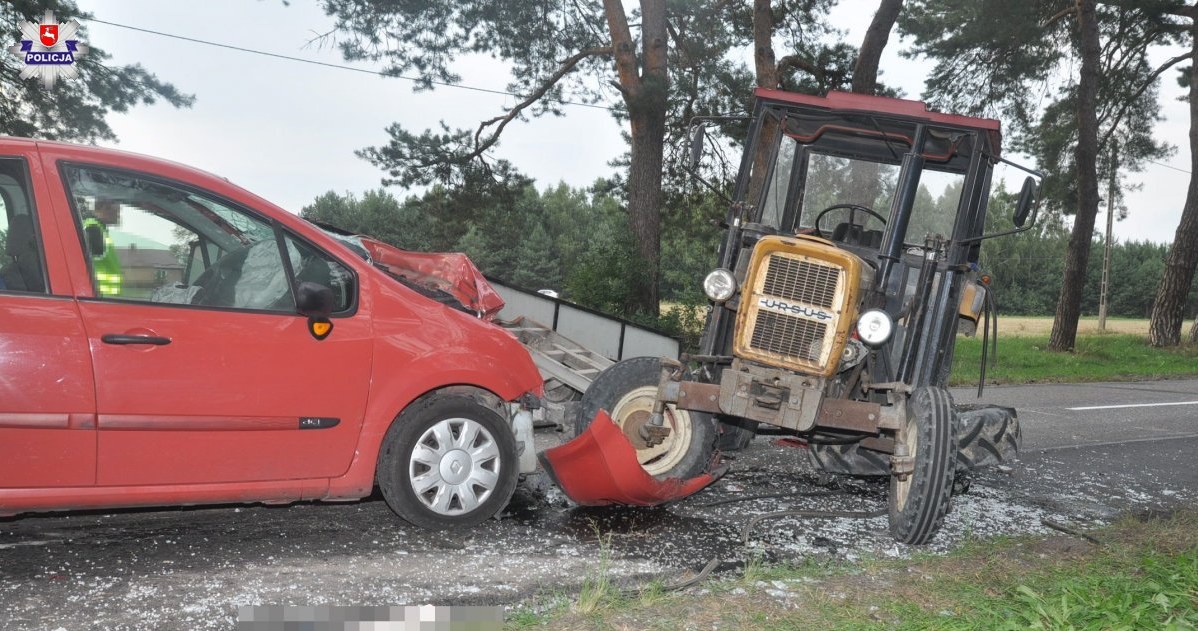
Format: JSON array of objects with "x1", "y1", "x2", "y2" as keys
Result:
[
  {"x1": 888, "y1": 387, "x2": 957, "y2": 545},
  {"x1": 574, "y1": 357, "x2": 717, "y2": 480},
  {"x1": 377, "y1": 394, "x2": 518, "y2": 530}
]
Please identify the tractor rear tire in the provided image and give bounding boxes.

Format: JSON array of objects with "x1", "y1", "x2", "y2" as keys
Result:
[
  {"x1": 574, "y1": 357, "x2": 718, "y2": 480},
  {"x1": 716, "y1": 415, "x2": 757, "y2": 452},
  {"x1": 808, "y1": 440, "x2": 890, "y2": 476},
  {"x1": 810, "y1": 404, "x2": 1020, "y2": 479},
  {"x1": 955, "y1": 404, "x2": 1020, "y2": 471},
  {"x1": 888, "y1": 387, "x2": 957, "y2": 545}
]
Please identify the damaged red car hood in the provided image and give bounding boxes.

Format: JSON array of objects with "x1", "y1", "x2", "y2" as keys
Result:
[
  {"x1": 357, "y1": 236, "x2": 505, "y2": 320},
  {"x1": 539, "y1": 410, "x2": 724, "y2": 506}
]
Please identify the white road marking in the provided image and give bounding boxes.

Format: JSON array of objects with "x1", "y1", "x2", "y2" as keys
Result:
[
  {"x1": 0, "y1": 540, "x2": 55, "y2": 550},
  {"x1": 1035, "y1": 432, "x2": 1198, "y2": 453},
  {"x1": 1019, "y1": 407, "x2": 1072, "y2": 418},
  {"x1": 1066, "y1": 400, "x2": 1198, "y2": 411}
]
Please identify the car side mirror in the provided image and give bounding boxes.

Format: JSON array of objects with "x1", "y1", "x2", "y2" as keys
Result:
[
  {"x1": 1013, "y1": 176, "x2": 1038, "y2": 227},
  {"x1": 84, "y1": 223, "x2": 106, "y2": 258},
  {"x1": 296, "y1": 281, "x2": 334, "y2": 318}
]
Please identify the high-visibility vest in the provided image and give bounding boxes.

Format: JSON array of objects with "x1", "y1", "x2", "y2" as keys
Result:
[{"x1": 83, "y1": 218, "x2": 122, "y2": 296}]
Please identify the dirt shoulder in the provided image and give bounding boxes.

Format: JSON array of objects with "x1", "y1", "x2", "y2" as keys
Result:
[{"x1": 517, "y1": 509, "x2": 1198, "y2": 630}]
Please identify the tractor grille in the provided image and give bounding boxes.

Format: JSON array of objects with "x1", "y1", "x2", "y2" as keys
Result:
[
  {"x1": 749, "y1": 311, "x2": 828, "y2": 362},
  {"x1": 761, "y1": 256, "x2": 840, "y2": 309},
  {"x1": 739, "y1": 251, "x2": 846, "y2": 372}
]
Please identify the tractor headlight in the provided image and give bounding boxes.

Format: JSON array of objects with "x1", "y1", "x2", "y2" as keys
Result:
[
  {"x1": 703, "y1": 268, "x2": 737, "y2": 302},
  {"x1": 856, "y1": 309, "x2": 894, "y2": 347}
]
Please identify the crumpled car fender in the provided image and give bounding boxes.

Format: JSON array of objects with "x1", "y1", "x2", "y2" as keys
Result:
[{"x1": 538, "y1": 410, "x2": 725, "y2": 506}]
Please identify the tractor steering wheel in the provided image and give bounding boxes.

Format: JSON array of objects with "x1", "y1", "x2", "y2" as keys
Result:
[{"x1": 812, "y1": 203, "x2": 887, "y2": 240}]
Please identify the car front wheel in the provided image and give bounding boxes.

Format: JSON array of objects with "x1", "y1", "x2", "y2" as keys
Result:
[{"x1": 378, "y1": 394, "x2": 518, "y2": 530}]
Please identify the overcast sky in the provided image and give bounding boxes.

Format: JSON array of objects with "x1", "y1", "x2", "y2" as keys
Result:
[{"x1": 72, "y1": 0, "x2": 1193, "y2": 246}]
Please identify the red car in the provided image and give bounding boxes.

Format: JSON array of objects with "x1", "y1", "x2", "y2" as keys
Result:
[{"x1": 0, "y1": 138, "x2": 544, "y2": 530}]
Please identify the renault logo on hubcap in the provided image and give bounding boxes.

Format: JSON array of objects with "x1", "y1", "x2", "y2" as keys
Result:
[{"x1": 441, "y1": 450, "x2": 471, "y2": 484}]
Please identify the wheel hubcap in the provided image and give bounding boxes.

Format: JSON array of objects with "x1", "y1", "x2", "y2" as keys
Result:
[
  {"x1": 610, "y1": 386, "x2": 693, "y2": 476},
  {"x1": 408, "y1": 417, "x2": 501, "y2": 516}
]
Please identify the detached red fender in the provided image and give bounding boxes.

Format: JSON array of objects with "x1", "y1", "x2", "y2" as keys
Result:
[{"x1": 538, "y1": 410, "x2": 725, "y2": 506}]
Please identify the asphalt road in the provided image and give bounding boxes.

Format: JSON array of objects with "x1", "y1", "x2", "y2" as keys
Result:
[{"x1": 3, "y1": 379, "x2": 1196, "y2": 630}]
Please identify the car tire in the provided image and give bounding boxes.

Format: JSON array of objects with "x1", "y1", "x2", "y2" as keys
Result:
[
  {"x1": 377, "y1": 394, "x2": 518, "y2": 530},
  {"x1": 574, "y1": 357, "x2": 718, "y2": 480},
  {"x1": 888, "y1": 386, "x2": 957, "y2": 545}
]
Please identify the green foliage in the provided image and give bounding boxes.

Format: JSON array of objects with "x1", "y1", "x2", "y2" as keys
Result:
[
  {"x1": 911, "y1": 545, "x2": 1198, "y2": 630},
  {"x1": 1001, "y1": 557, "x2": 1198, "y2": 631},
  {"x1": 633, "y1": 303, "x2": 708, "y2": 356},
  {"x1": 318, "y1": 0, "x2": 614, "y2": 188},
  {"x1": 563, "y1": 228, "x2": 644, "y2": 315},
  {"x1": 659, "y1": 189, "x2": 723, "y2": 304},
  {"x1": 950, "y1": 334, "x2": 1198, "y2": 385},
  {"x1": 301, "y1": 189, "x2": 439, "y2": 251},
  {"x1": 901, "y1": 1, "x2": 1178, "y2": 219},
  {"x1": 899, "y1": 0, "x2": 1069, "y2": 125},
  {"x1": 303, "y1": 174, "x2": 720, "y2": 323},
  {"x1": 0, "y1": 0, "x2": 192, "y2": 142},
  {"x1": 978, "y1": 226, "x2": 1198, "y2": 318}
]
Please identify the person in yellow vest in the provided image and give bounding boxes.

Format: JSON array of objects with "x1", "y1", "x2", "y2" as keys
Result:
[{"x1": 83, "y1": 199, "x2": 123, "y2": 296}]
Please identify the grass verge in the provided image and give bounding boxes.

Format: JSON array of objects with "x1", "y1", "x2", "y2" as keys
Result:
[
  {"x1": 510, "y1": 510, "x2": 1198, "y2": 630},
  {"x1": 949, "y1": 334, "x2": 1198, "y2": 386}
]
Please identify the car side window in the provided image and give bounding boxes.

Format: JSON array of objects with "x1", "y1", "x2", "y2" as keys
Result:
[
  {"x1": 282, "y1": 233, "x2": 355, "y2": 313},
  {"x1": 0, "y1": 158, "x2": 48, "y2": 294},
  {"x1": 62, "y1": 164, "x2": 299, "y2": 312}
]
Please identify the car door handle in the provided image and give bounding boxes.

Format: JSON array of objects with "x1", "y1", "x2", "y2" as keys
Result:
[{"x1": 101, "y1": 334, "x2": 172, "y2": 346}]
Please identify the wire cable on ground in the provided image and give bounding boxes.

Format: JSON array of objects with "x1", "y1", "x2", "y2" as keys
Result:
[
  {"x1": 1041, "y1": 518, "x2": 1103, "y2": 546},
  {"x1": 618, "y1": 557, "x2": 722, "y2": 598},
  {"x1": 700, "y1": 490, "x2": 838, "y2": 508}
]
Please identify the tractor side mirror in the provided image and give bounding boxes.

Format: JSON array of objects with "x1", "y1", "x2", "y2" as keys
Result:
[
  {"x1": 689, "y1": 125, "x2": 706, "y2": 170},
  {"x1": 1013, "y1": 176, "x2": 1038, "y2": 227},
  {"x1": 84, "y1": 223, "x2": 106, "y2": 258}
]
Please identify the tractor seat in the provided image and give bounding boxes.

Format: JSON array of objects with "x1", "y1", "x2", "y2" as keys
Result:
[{"x1": 830, "y1": 222, "x2": 884, "y2": 249}]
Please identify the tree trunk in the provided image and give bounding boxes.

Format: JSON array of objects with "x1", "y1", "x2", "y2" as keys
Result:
[
  {"x1": 844, "y1": 1, "x2": 904, "y2": 209},
  {"x1": 626, "y1": 96, "x2": 667, "y2": 316},
  {"x1": 851, "y1": 0, "x2": 904, "y2": 94},
  {"x1": 753, "y1": 0, "x2": 779, "y2": 90},
  {"x1": 1048, "y1": 0, "x2": 1102, "y2": 352},
  {"x1": 1147, "y1": 20, "x2": 1198, "y2": 347},
  {"x1": 604, "y1": 0, "x2": 668, "y2": 316},
  {"x1": 747, "y1": 0, "x2": 781, "y2": 208},
  {"x1": 1188, "y1": 315, "x2": 1198, "y2": 343}
]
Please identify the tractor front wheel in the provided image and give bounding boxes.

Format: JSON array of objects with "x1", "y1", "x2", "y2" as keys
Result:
[
  {"x1": 573, "y1": 357, "x2": 718, "y2": 480},
  {"x1": 888, "y1": 387, "x2": 957, "y2": 545}
]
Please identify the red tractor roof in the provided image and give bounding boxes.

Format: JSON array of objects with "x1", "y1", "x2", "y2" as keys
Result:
[{"x1": 754, "y1": 88, "x2": 1002, "y2": 157}]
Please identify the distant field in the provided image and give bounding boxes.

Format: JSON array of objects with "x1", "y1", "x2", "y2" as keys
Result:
[{"x1": 997, "y1": 316, "x2": 1149, "y2": 337}]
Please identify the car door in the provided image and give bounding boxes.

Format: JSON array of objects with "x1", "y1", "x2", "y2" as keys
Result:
[
  {"x1": 0, "y1": 151, "x2": 97, "y2": 489},
  {"x1": 55, "y1": 161, "x2": 374, "y2": 487}
]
